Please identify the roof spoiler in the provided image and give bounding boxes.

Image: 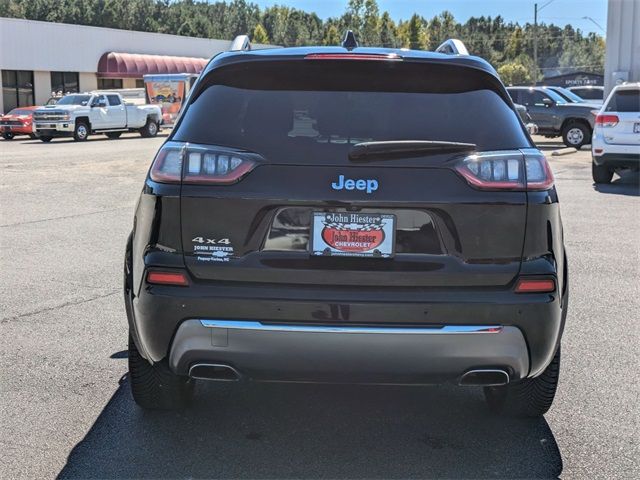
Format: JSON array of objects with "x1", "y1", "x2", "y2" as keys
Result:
[
  {"x1": 435, "y1": 39, "x2": 469, "y2": 56},
  {"x1": 230, "y1": 35, "x2": 251, "y2": 52}
]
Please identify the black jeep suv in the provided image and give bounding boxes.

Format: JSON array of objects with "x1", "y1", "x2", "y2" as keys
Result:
[{"x1": 124, "y1": 41, "x2": 568, "y2": 417}]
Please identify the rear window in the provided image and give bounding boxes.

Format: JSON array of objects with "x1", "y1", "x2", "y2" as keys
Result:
[
  {"x1": 173, "y1": 60, "x2": 529, "y2": 163},
  {"x1": 605, "y1": 89, "x2": 640, "y2": 112},
  {"x1": 572, "y1": 88, "x2": 603, "y2": 100}
]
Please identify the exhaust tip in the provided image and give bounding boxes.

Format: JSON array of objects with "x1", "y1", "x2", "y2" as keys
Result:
[
  {"x1": 459, "y1": 369, "x2": 509, "y2": 387},
  {"x1": 189, "y1": 363, "x2": 241, "y2": 382}
]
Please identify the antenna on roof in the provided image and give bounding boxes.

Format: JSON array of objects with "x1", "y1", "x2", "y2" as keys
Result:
[
  {"x1": 342, "y1": 30, "x2": 358, "y2": 50},
  {"x1": 435, "y1": 39, "x2": 469, "y2": 56},
  {"x1": 230, "y1": 35, "x2": 251, "y2": 52}
]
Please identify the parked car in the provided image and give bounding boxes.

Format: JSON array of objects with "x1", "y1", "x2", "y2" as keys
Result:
[
  {"x1": 32, "y1": 91, "x2": 162, "y2": 142},
  {"x1": 0, "y1": 106, "x2": 38, "y2": 140},
  {"x1": 591, "y1": 83, "x2": 640, "y2": 183},
  {"x1": 568, "y1": 85, "x2": 605, "y2": 104},
  {"x1": 507, "y1": 86, "x2": 596, "y2": 148},
  {"x1": 124, "y1": 34, "x2": 568, "y2": 418},
  {"x1": 515, "y1": 103, "x2": 538, "y2": 134}
]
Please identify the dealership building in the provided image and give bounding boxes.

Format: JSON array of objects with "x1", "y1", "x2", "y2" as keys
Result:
[{"x1": 0, "y1": 17, "x2": 270, "y2": 114}]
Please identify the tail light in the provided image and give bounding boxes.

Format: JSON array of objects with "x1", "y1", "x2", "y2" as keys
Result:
[
  {"x1": 149, "y1": 142, "x2": 259, "y2": 184},
  {"x1": 595, "y1": 114, "x2": 619, "y2": 127},
  {"x1": 455, "y1": 150, "x2": 554, "y2": 191},
  {"x1": 515, "y1": 278, "x2": 556, "y2": 293}
]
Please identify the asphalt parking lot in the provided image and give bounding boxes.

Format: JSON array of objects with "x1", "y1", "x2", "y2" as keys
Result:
[{"x1": 1, "y1": 133, "x2": 638, "y2": 479}]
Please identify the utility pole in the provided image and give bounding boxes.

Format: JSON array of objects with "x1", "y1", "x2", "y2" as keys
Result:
[
  {"x1": 533, "y1": 0, "x2": 557, "y2": 85},
  {"x1": 533, "y1": 3, "x2": 538, "y2": 84}
]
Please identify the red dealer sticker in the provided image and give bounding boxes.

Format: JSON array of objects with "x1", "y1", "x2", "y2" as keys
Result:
[{"x1": 311, "y1": 212, "x2": 395, "y2": 258}]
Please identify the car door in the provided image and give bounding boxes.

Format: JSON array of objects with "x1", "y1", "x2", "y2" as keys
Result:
[
  {"x1": 520, "y1": 90, "x2": 558, "y2": 132},
  {"x1": 89, "y1": 95, "x2": 110, "y2": 129},
  {"x1": 106, "y1": 94, "x2": 127, "y2": 129}
]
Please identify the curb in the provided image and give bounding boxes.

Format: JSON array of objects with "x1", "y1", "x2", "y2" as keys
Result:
[{"x1": 551, "y1": 147, "x2": 577, "y2": 156}]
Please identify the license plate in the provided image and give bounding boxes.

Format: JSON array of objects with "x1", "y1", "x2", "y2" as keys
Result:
[
  {"x1": 310, "y1": 212, "x2": 395, "y2": 258},
  {"x1": 634, "y1": 123, "x2": 640, "y2": 133}
]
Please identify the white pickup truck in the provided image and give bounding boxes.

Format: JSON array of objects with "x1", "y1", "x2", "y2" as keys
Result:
[{"x1": 33, "y1": 91, "x2": 162, "y2": 142}]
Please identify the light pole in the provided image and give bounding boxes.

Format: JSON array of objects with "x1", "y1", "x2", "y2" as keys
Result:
[
  {"x1": 533, "y1": 0, "x2": 558, "y2": 84},
  {"x1": 582, "y1": 16, "x2": 605, "y2": 32}
]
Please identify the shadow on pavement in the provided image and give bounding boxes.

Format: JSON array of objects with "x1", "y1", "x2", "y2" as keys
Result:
[
  {"x1": 17, "y1": 133, "x2": 169, "y2": 145},
  {"x1": 593, "y1": 169, "x2": 640, "y2": 196},
  {"x1": 58, "y1": 376, "x2": 562, "y2": 479}
]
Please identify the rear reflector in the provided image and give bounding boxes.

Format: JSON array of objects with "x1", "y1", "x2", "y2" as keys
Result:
[
  {"x1": 304, "y1": 53, "x2": 402, "y2": 61},
  {"x1": 147, "y1": 271, "x2": 189, "y2": 286},
  {"x1": 515, "y1": 278, "x2": 555, "y2": 293},
  {"x1": 595, "y1": 114, "x2": 619, "y2": 127}
]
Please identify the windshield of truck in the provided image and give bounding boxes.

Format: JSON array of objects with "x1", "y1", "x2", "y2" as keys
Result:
[{"x1": 56, "y1": 95, "x2": 92, "y2": 106}]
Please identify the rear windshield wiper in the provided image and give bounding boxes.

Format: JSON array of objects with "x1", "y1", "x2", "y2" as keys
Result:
[{"x1": 349, "y1": 140, "x2": 477, "y2": 161}]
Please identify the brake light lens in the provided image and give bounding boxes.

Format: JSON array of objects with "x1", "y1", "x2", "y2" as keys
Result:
[
  {"x1": 304, "y1": 53, "x2": 402, "y2": 61},
  {"x1": 149, "y1": 142, "x2": 259, "y2": 184},
  {"x1": 147, "y1": 271, "x2": 189, "y2": 286},
  {"x1": 595, "y1": 114, "x2": 619, "y2": 127},
  {"x1": 455, "y1": 150, "x2": 554, "y2": 191},
  {"x1": 515, "y1": 278, "x2": 556, "y2": 293}
]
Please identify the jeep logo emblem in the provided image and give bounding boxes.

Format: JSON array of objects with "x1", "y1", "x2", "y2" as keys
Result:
[{"x1": 331, "y1": 175, "x2": 379, "y2": 194}]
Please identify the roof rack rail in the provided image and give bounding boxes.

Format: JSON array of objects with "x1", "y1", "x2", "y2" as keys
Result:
[
  {"x1": 230, "y1": 35, "x2": 251, "y2": 52},
  {"x1": 435, "y1": 39, "x2": 469, "y2": 56}
]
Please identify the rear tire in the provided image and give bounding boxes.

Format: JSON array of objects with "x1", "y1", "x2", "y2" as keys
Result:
[
  {"x1": 562, "y1": 121, "x2": 591, "y2": 149},
  {"x1": 39, "y1": 136, "x2": 52, "y2": 143},
  {"x1": 592, "y1": 161, "x2": 613, "y2": 184},
  {"x1": 128, "y1": 333, "x2": 193, "y2": 410},
  {"x1": 139, "y1": 118, "x2": 159, "y2": 138},
  {"x1": 29, "y1": 134, "x2": 37, "y2": 139},
  {"x1": 73, "y1": 121, "x2": 89, "y2": 142},
  {"x1": 2, "y1": 132, "x2": 14, "y2": 140},
  {"x1": 106, "y1": 132, "x2": 122, "y2": 139},
  {"x1": 484, "y1": 347, "x2": 561, "y2": 418}
]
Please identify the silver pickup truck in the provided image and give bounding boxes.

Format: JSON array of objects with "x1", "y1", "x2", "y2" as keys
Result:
[{"x1": 33, "y1": 91, "x2": 162, "y2": 142}]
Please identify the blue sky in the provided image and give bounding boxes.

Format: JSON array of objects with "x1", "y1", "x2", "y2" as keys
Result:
[{"x1": 251, "y1": 0, "x2": 608, "y2": 35}]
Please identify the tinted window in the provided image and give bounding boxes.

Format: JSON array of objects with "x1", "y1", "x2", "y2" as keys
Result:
[
  {"x1": 174, "y1": 61, "x2": 529, "y2": 162},
  {"x1": 572, "y1": 88, "x2": 603, "y2": 100},
  {"x1": 605, "y1": 90, "x2": 640, "y2": 112},
  {"x1": 107, "y1": 94, "x2": 121, "y2": 106}
]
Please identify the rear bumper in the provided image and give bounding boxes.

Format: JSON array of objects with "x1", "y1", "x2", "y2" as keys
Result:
[
  {"x1": 128, "y1": 274, "x2": 566, "y2": 381},
  {"x1": 592, "y1": 152, "x2": 640, "y2": 169},
  {"x1": 169, "y1": 320, "x2": 529, "y2": 384}
]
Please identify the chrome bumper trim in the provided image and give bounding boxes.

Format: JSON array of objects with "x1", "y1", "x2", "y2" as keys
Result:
[{"x1": 199, "y1": 320, "x2": 502, "y2": 334}]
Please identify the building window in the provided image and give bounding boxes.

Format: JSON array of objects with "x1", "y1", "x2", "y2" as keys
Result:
[
  {"x1": 97, "y1": 78, "x2": 123, "y2": 90},
  {"x1": 2, "y1": 70, "x2": 35, "y2": 112},
  {"x1": 50, "y1": 72, "x2": 79, "y2": 96},
  {"x1": 135, "y1": 79, "x2": 145, "y2": 88}
]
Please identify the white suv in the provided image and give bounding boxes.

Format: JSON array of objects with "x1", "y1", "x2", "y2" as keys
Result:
[{"x1": 591, "y1": 83, "x2": 640, "y2": 184}]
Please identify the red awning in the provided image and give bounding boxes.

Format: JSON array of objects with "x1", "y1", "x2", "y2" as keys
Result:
[{"x1": 97, "y1": 52, "x2": 208, "y2": 78}]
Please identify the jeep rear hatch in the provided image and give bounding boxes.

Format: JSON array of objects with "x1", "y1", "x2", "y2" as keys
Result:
[{"x1": 169, "y1": 58, "x2": 538, "y2": 287}]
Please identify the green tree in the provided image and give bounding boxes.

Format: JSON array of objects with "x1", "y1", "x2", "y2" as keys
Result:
[
  {"x1": 322, "y1": 23, "x2": 341, "y2": 46},
  {"x1": 252, "y1": 23, "x2": 269, "y2": 44},
  {"x1": 497, "y1": 62, "x2": 531, "y2": 86},
  {"x1": 379, "y1": 11, "x2": 397, "y2": 47},
  {"x1": 407, "y1": 14, "x2": 427, "y2": 50}
]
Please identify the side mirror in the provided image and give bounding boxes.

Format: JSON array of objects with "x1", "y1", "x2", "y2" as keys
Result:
[
  {"x1": 92, "y1": 100, "x2": 107, "y2": 108},
  {"x1": 542, "y1": 97, "x2": 554, "y2": 107}
]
